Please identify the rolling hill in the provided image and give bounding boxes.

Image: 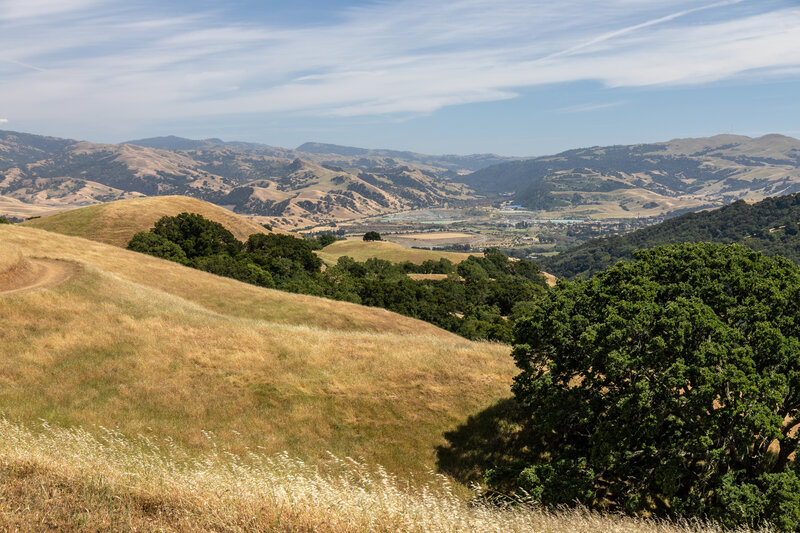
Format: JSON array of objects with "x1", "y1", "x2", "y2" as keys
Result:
[
  {"x1": 457, "y1": 134, "x2": 800, "y2": 219},
  {"x1": 540, "y1": 192, "x2": 800, "y2": 278},
  {"x1": 21, "y1": 195, "x2": 279, "y2": 247},
  {"x1": 0, "y1": 224, "x2": 514, "y2": 476}
]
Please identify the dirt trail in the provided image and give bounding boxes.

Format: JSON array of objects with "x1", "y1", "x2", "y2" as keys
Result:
[{"x1": 0, "y1": 258, "x2": 80, "y2": 296}]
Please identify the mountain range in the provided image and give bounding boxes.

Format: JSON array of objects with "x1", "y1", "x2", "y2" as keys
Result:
[
  {"x1": 0, "y1": 130, "x2": 495, "y2": 228},
  {"x1": 461, "y1": 134, "x2": 800, "y2": 218},
  {"x1": 3, "y1": 130, "x2": 800, "y2": 228}
]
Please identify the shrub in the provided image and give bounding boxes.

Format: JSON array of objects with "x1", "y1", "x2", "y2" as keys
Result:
[
  {"x1": 245, "y1": 233, "x2": 322, "y2": 273},
  {"x1": 127, "y1": 231, "x2": 188, "y2": 264},
  {"x1": 193, "y1": 254, "x2": 274, "y2": 288},
  {"x1": 363, "y1": 231, "x2": 382, "y2": 241},
  {"x1": 151, "y1": 212, "x2": 242, "y2": 259},
  {"x1": 317, "y1": 233, "x2": 338, "y2": 247},
  {"x1": 498, "y1": 243, "x2": 800, "y2": 529}
]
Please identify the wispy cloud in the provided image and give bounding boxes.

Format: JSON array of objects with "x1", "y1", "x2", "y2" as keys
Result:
[
  {"x1": 559, "y1": 102, "x2": 625, "y2": 113},
  {"x1": 0, "y1": 119, "x2": 8, "y2": 124},
  {"x1": 1, "y1": 0, "x2": 799, "y2": 134}
]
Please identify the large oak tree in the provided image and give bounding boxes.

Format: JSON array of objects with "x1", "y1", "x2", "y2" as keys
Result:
[{"x1": 504, "y1": 243, "x2": 800, "y2": 529}]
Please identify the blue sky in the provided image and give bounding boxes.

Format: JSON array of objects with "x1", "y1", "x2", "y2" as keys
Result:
[{"x1": 1, "y1": 0, "x2": 799, "y2": 156}]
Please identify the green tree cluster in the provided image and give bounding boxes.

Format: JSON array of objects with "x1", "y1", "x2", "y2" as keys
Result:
[
  {"x1": 494, "y1": 243, "x2": 800, "y2": 530},
  {"x1": 128, "y1": 214, "x2": 548, "y2": 342}
]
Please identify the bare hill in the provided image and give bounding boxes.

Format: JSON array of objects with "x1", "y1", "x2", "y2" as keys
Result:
[
  {"x1": 21, "y1": 195, "x2": 278, "y2": 247},
  {"x1": 0, "y1": 225, "x2": 513, "y2": 475}
]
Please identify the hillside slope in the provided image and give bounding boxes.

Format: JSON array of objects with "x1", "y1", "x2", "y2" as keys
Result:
[
  {"x1": 458, "y1": 134, "x2": 800, "y2": 219},
  {"x1": 0, "y1": 225, "x2": 513, "y2": 475},
  {"x1": 21, "y1": 195, "x2": 278, "y2": 247},
  {"x1": 540, "y1": 192, "x2": 800, "y2": 278}
]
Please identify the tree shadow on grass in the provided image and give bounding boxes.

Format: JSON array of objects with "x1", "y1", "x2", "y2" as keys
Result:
[{"x1": 436, "y1": 397, "x2": 530, "y2": 485}]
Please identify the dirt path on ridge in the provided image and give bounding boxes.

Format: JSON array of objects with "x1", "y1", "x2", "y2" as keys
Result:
[{"x1": 0, "y1": 258, "x2": 80, "y2": 296}]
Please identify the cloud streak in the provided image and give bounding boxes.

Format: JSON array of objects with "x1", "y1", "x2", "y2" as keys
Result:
[
  {"x1": 558, "y1": 102, "x2": 625, "y2": 114},
  {"x1": 1, "y1": 0, "x2": 799, "y2": 135}
]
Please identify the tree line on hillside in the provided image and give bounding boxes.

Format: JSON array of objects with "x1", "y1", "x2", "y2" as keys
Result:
[
  {"x1": 540, "y1": 193, "x2": 800, "y2": 278},
  {"x1": 127, "y1": 213, "x2": 548, "y2": 342}
]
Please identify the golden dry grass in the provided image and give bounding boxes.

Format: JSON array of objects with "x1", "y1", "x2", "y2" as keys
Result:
[
  {"x1": 407, "y1": 273, "x2": 453, "y2": 281},
  {"x1": 0, "y1": 418, "x2": 750, "y2": 533},
  {"x1": 0, "y1": 225, "x2": 513, "y2": 476},
  {"x1": 317, "y1": 239, "x2": 476, "y2": 266},
  {"x1": 21, "y1": 195, "x2": 283, "y2": 247},
  {"x1": 0, "y1": 242, "x2": 23, "y2": 274},
  {"x1": 0, "y1": 194, "x2": 68, "y2": 219},
  {"x1": 1, "y1": 225, "x2": 447, "y2": 334}
]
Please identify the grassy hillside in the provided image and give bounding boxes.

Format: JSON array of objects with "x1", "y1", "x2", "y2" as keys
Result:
[
  {"x1": 0, "y1": 225, "x2": 513, "y2": 476},
  {"x1": 317, "y1": 239, "x2": 475, "y2": 266},
  {"x1": 540, "y1": 192, "x2": 800, "y2": 278},
  {"x1": 0, "y1": 194, "x2": 66, "y2": 220},
  {"x1": 21, "y1": 195, "x2": 276, "y2": 247}
]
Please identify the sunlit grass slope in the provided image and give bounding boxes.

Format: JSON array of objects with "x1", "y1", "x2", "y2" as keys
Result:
[
  {"x1": 0, "y1": 225, "x2": 513, "y2": 475},
  {"x1": 0, "y1": 419, "x2": 730, "y2": 532},
  {"x1": 317, "y1": 238, "x2": 476, "y2": 266},
  {"x1": 21, "y1": 195, "x2": 281, "y2": 247}
]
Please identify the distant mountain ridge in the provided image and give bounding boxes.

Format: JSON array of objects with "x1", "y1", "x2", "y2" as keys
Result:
[
  {"x1": 0, "y1": 130, "x2": 480, "y2": 228},
  {"x1": 455, "y1": 134, "x2": 800, "y2": 219},
  {"x1": 295, "y1": 142, "x2": 517, "y2": 172},
  {"x1": 125, "y1": 135, "x2": 275, "y2": 152},
  {"x1": 539, "y1": 191, "x2": 800, "y2": 279},
  {"x1": 124, "y1": 137, "x2": 518, "y2": 173}
]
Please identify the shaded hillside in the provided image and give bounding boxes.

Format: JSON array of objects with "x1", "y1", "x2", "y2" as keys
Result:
[
  {"x1": 540, "y1": 192, "x2": 800, "y2": 278},
  {"x1": 0, "y1": 130, "x2": 478, "y2": 229},
  {"x1": 21, "y1": 195, "x2": 279, "y2": 247},
  {"x1": 458, "y1": 134, "x2": 800, "y2": 219},
  {"x1": 0, "y1": 225, "x2": 513, "y2": 475}
]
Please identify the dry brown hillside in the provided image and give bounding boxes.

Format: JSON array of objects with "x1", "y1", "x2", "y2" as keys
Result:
[
  {"x1": 0, "y1": 130, "x2": 477, "y2": 229},
  {"x1": 21, "y1": 195, "x2": 280, "y2": 247},
  {"x1": 0, "y1": 225, "x2": 514, "y2": 476}
]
